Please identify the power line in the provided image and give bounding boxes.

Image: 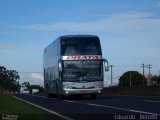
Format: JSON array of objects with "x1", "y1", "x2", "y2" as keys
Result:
[
  {"x1": 113, "y1": 64, "x2": 140, "y2": 67},
  {"x1": 19, "y1": 72, "x2": 43, "y2": 74}
]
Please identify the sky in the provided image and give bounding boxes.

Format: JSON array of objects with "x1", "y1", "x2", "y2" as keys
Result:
[{"x1": 0, "y1": 0, "x2": 160, "y2": 87}]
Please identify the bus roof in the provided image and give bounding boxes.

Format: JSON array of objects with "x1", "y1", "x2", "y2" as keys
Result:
[
  {"x1": 44, "y1": 35, "x2": 100, "y2": 52},
  {"x1": 59, "y1": 35, "x2": 99, "y2": 39}
]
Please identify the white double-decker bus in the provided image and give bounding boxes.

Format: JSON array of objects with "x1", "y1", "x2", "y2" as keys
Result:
[{"x1": 43, "y1": 35, "x2": 109, "y2": 99}]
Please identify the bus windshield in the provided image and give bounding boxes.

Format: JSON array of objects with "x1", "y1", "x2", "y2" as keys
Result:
[
  {"x1": 62, "y1": 60, "x2": 103, "y2": 82},
  {"x1": 61, "y1": 37, "x2": 102, "y2": 55}
]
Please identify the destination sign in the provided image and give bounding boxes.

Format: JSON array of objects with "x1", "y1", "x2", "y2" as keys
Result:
[{"x1": 62, "y1": 55, "x2": 102, "y2": 60}]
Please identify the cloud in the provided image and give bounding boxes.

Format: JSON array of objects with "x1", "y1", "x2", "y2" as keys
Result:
[
  {"x1": 157, "y1": 2, "x2": 160, "y2": 7},
  {"x1": 19, "y1": 11, "x2": 160, "y2": 82},
  {"x1": 22, "y1": 11, "x2": 160, "y2": 67},
  {"x1": 20, "y1": 73, "x2": 43, "y2": 86},
  {"x1": 22, "y1": 12, "x2": 160, "y2": 34},
  {"x1": 31, "y1": 73, "x2": 43, "y2": 80}
]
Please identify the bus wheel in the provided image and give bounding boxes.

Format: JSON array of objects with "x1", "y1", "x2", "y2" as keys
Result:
[
  {"x1": 56, "y1": 85, "x2": 64, "y2": 99},
  {"x1": 91, "y1": 94, "x2": 97, "y2": 99},
  {"x1": 57, "y1": 92, "x2": 64, "y2": 99},
  {"x1": 58, "y1": 94, "x2": 64, "y2": 99}
]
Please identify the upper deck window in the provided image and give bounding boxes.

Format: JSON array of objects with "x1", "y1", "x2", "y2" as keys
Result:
[{"x1": 61, "y1": 36, "x2": 102, "y2": 56}]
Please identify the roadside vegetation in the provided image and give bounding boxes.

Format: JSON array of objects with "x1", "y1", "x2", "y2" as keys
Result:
[
  {"x1": 103, "y1": 71, "x2": 160, "y2": 96},
  {"x1": 0, "y1": 94, "x2": 64, "y2": 120},
  {"x1": 0, "y1": 66, "x2": 20, "y2": 93}
]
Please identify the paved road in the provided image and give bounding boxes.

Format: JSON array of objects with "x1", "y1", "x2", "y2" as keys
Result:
[{"x1": 12, "y1": 94, "x2": 160, "y2": 120}]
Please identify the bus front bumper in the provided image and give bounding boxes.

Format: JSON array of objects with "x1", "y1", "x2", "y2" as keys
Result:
[{"x1": 63, "y1": 88, "x2": 102, "y2": 95}]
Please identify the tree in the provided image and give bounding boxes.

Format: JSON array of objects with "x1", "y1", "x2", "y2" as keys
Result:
[
  {"x1": 0, "y1": 66, "x2": 20, "y2": 92},
  {"x1": 22, "y1": 81, "x2": 30, "y2": 87},
  {"x1": 28, "y1": 85, "x2": 44, "y2": 93},
  {"x1": 0, "y1": 66, "x2": 8, "y2": 90},
  {"x1": 151, "y1": 75, "x2": 160, "y2": 85},
  {"x1": 158, "y1": 75, "x2": 160, "y2": 85},
  {"x1": 119, "y1": 71, "x2": 147, "y2": 87}
]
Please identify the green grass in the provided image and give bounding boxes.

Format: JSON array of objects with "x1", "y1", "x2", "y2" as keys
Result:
[{"x1": 0, "y1": 94, "x2": 64, "y2": 120}]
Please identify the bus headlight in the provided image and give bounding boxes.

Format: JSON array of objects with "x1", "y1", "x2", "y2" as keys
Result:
[
  {"x1": 98, "y1": 91, "x2": 101, "y2": 93},
  {"x1": 65, "y1": 91, "x2": 69, "y2": 94}
]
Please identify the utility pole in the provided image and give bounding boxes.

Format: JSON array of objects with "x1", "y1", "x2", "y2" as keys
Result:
[
  {"x1": 146, "y1": 64, "x2": 152, "y2": 85},
  {"x1": 130, "y1": 71, "x2": 132, "y2": 87},
  {"x1": 110, "y1": 65, "x2": 113, "y2": 87},
  {"x1": 141, "y1": 63, "x2": 145, "y2": 86}
]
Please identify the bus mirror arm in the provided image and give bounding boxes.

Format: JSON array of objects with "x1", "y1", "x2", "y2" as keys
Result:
[
  {"x1": 103, "y1": 59, "x2": 109, "y2": 71},
  {"x1": 58, "y1": 60, "x2": 63, "y2": 72}
]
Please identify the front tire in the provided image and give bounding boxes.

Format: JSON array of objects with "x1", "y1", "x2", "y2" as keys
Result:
[{"x1": 56, "y1": 84, "x2": 64, "y2": 99}]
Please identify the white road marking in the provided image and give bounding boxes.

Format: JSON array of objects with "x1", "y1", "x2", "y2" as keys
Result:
[
  {"x1": 63, "y1": 100, "x2": 160, "y2": 116},
  {"x1": 31, "y1": 94, "x2": 48, "y2": 99},
  {"x1": 144, "y1": 100, "x2": 160, "y2": 103},
  {"x1": 63, "y1": 100, "x2": 77, "y2": 103},
  {"x1": 115, "y1": 95, "x2": 160, "y2": 98},
  {"x1": 14, "y1": 94, "x2": 160, "y2": 118},
  {"x1": 85, "y1": 103, "x2": 160, "y2": 116},
  {"x1": 11, "y1": 95, "x2": 74, "y2": 120}
]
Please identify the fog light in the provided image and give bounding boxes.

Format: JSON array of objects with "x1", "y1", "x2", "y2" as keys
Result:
[
  {"x1": 98, "y1": 91, "x2": 101, "y2": 93},
  {"x1": 65, "y1": 91, "x2": 69, "y2": 94}
]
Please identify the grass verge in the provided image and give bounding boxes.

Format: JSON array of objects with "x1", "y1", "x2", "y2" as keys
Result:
[{"x1": 0, "y1": 94, "x2": 64, "y2": 120}]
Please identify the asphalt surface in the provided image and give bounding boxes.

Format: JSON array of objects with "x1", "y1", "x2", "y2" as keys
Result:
[{"x1": 12, "y1": 94, "x2": 160, "y2": 120}]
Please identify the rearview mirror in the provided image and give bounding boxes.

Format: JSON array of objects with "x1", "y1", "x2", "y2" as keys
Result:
[
  {"x1": 58, "y1": 60, "x2": 63, "y2": 72},
  {"x1": 103, "y1": 59, "x2": 109, "y2": 71}
]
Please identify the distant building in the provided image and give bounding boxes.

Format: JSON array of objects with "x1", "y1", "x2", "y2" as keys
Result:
[
  {"x1": 144, "y1": 74, "x2": 153, "y2": 86},
  {"x1": 158, "y1": 70, "x2": 160, "y2": 76}
]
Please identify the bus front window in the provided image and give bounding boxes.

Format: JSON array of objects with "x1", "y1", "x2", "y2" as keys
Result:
[
  {"x1": 62, "y1": 60, "x2": 103, "y2": 82},
  {"x1": 64, "y1": 45, "x2": 78, "y2": 55},
  {"x1": 61, "y1": 37, "x2": 102, "y2": 56}
]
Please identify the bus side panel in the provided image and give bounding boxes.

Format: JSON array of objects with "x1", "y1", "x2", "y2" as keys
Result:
[{"x1": 43, "y1": 38, "x2": 61, "y2": 96}]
